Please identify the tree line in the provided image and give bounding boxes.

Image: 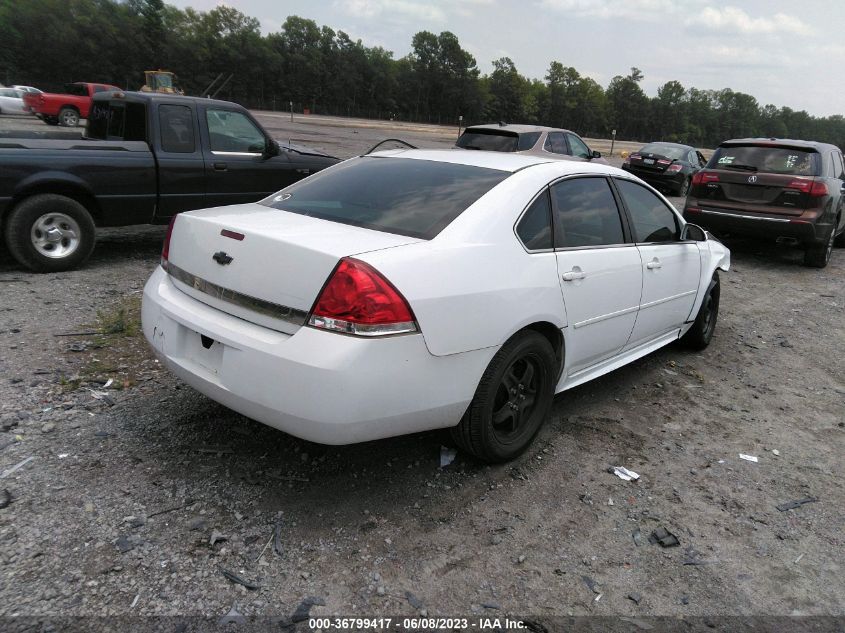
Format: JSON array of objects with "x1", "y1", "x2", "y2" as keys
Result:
[{"x1": 1, "y1": 0, "x2": 843, "y2": 149}]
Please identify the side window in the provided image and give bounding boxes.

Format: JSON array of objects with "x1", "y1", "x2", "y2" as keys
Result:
[
  {"x1": 544, "y1": 132, "x2": 568, "y2": 155},
  {"x1": 551, "y1": 177, "x2": 625, "y2": 248},
  {"x1": 566, "y1": 133, "x2": 591, "y2": 159},
  {"x1": 615, "y1": 179, "x2": 680, "y2": 242},
  {"x1": 205, "y1": 109, "x2": 266, "y2": 153},
  {"x1": 834, "y1": 152, "x2": 845, "y2": 179},
  {"x1": 688, "y1": 151, "x2": 698, "y2": 165},
  {"x1": 93, "y1": 85, "x2": 110, "y2": 94},
  {"x1": 516, "y1": 190, "x2": 553, "y2": 250},
  {"x1": 159, "y1": 104, "x2": 195, "y2": 153}
]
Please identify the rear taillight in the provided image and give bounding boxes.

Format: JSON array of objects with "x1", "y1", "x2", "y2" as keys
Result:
[
  {"x1": 692, "y1": 171, "x2": 719, "y2": 185},
  {"x1": 787, "y1": 179, "x2": 827, "y2": 196},
  {"x1": 666, "y1": 164, "x2": 683, "y2": 173},
  {"x1": 161, "y1": 215, "x2": 177, "y2": 269},
  {"x1": 810, "y1": 181, "x2": 828, "y2": 197},
  {"x1": 657, "y1": 159, "x2": 671, "y2": 165},
  {"x1": 308, "y1": 258, "x2": 417, "y2": 337}
]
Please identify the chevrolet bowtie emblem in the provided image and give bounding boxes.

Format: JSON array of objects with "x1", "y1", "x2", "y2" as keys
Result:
[{"x1": 212, "y1": 251, "x2": 233, "y2": 265}]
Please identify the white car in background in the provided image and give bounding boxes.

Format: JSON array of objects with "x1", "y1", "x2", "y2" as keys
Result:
[
  {"x1": 0, "y1": 87, "x2": 27, "y2": 115},
  {"x1": 142, "y1": 150, "x2": 729, "y2": 462}
]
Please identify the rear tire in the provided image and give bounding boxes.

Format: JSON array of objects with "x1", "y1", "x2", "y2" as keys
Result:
[
  {"x1": 803, "y1": 226, "x2": 835, "y2": 268},
  {"x1": 5, "y1": 194, "x2": 96, "y2": 273},
  {"x1": 451, "y1": 330, "x2": 557, "y2": 463},
  {"x1": 58, "y1": 107, "x2": 79, "y2": 127},
  {"x1": 44, "y1": 117, "x2": 59, "y2": 126},
  {"x1": 681, "y1": 272, "x2": 720, "y2": 350},
  {"x1": 677, "y1": 177, "x2": 691, "y2": 197},
  {"x1": 833, "y1": 216, "x2": 845, "y2": 248}
]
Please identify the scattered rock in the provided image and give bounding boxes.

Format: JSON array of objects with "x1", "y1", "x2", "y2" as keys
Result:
[
  {"x1": 218, "y1": 565, "x2": 261, "y2": 590},
  {"x1": 291, "y1": 596, "x2": 326, "y2": 623},
  {"x1": 188, "y1": 516, "x2": 208, "y2": 531},
  {"x1": 405, "y1": 591, "x2": 423, "y2": 609},
  {"x1": 649, "y1": 527, "x2": 680, "y2": 547},
  {"x1": 41, "y1": 422, "x2": 55, "y2": 434},
  {"x1": 0, "y1": 489, "x2": 11, "y2": 509},
  {"x1": 628, "y1": 592, "x2": 642, "y2": 605}
]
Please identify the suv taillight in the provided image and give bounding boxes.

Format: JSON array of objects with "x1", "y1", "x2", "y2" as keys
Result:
[
  {"x1": 809, "y1": 181, "x2": 828, "y2": 197},
  {"x1": 787, "y1": 179, "x2": 828, "y2": 196},
  {"x1": 161, "y1": 216, "x2": 177, "y2": 269},
  {"x1": 692, "y1": 171, "x2": 719, "y2": 185},
  {"x1": 308, "y1": 258, "x2": 418, "y2": 337},
  {"x1": 666, "y1": 164, "x2": 683, "y2": 173}
]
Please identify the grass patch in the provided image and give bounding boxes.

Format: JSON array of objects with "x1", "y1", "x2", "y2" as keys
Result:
[{"x1": 96, "y1": 296, "x2": 141, "y2": 337}]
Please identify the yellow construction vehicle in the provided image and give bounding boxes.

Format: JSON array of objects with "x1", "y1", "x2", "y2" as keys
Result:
[{"x1": 140, "y1": 70, "x2": 183, "y2": 94}]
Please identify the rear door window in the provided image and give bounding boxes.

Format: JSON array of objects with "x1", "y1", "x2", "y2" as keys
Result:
[
  {"x1": 159, "y1": 104, "x2": 195, "y2": 153},
  {"x1": 516, "y1": 190, "x2": 553, "y2": 250},
  {"x1": 544, "y1": 132, "x2": 568, "y2": 155},
  {"x1": 615, "y1": 179, "x2": 679, "y2": 242},
  {"x1": 710, "y1": 145, "x2": 819, "y2": 176},
  {"x1": 551, "y1": 177, "x2": 625, "y2": 248},
  {"x1": 262, "y1": 156, "x2": 509, "y2": 240},
  {"x1": 833, "y1": 151, "x2": 844, "y2": 179}
]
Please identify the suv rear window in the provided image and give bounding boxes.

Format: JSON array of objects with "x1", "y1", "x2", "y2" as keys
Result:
[
  {"x1": 456, "y1": 130, "x2": 541, "y2": 152},
  {"x1": 261, "y1": 157, "x2": 509, "y2": 240},
  {"x1": 709, "y1": 145, "x2": 819, "y2": 176}
]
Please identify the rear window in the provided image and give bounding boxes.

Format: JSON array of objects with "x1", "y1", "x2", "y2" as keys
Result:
[
  {"x1": 456, "y1": 130, "x2": 541, "y2": 152},
  {"x1": 639, "y1": 143, "x2": 687, "y2": 160},
  {"x1": 64, "y1": 83, "x2": 88, "y2": 97},
  {"x1": 86, "y1": 101, "x2": 147, "y2": 141},
  {"x1": 261, "y1": 157, "x2": 510, "y2": 240},
  {"x1": 709, "y1": 145, "x2": 819, "y2": 176}
]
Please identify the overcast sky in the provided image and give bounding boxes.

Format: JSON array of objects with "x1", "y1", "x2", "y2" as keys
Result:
[{"x1": 169, "y1": 0, "x2": 844, "y2": 118}]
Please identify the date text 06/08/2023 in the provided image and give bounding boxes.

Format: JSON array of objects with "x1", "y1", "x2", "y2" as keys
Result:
[{"x1": 307, "y1": 617, "x2": 528, "y2": 630}]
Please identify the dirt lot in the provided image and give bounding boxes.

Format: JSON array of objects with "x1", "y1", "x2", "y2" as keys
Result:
[{"x1": 0, "y1": 112, "x2": 843, "y2": 630}]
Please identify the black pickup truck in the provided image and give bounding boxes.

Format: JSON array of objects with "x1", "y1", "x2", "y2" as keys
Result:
[{"x1": 0, "y1": 91, "x2": 340, "y2": 272}]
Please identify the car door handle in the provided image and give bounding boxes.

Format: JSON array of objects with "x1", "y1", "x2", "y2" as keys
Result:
[
  {"x1": 213, "y1": 162, "x2": 228, "y2": 171},
  {"x1": 561, "y1": 268, "x2": 586, "y2": 281},
  {"x1": 646, "y1": 258, "x2": 662, "y2": 270}
]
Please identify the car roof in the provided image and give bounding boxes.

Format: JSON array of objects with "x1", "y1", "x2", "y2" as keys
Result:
[
  {"x1": 641, "y1": 141, "x2": 694, "y2": 150},
  {"x1": 366, "y1": 148, "x2": 621, "y2": 175},
  {"x1": 721, "y1": 138, "x2": 837, "y2": 152},
  {"x1": 465, "y1": 123, "x2": 573, "y2": 135}
]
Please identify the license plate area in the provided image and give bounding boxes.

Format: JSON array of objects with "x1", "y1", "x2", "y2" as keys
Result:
[
  {"x1": 644, "y1": 158, "x2": 655, "y2": 165},
  {"x1": 185, "y1": 329, "x2": 224, "y2": 374}
]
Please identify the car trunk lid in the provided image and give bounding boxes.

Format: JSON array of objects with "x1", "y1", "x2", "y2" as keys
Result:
[
  {"x1": 164, "y1": 203, "x2": 422, "y2": 335},
  {"x1": 628, "y1": 151, "x2": 676, "y2": 174}
]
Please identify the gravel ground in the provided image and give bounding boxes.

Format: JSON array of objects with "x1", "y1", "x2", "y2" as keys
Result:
[{"x1": 0, "y1": 112, "x2": 843, "y2": 628}]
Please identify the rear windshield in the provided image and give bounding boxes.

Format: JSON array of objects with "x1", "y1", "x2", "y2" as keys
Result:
[
  {"x1": 456, "y1": 130, "x2": 541, "y2": 152},
  {"x1": 64, "y1": 83, "x2": 88, "y2": 97},
  {"x1": 709, "y1": 145, "x2": 819, "y2": 176},
  {"x1": 261, "y1": 156, "x2": 510, "y2": 240},
  {"x1": 639, "y1": 143, "x2": 687, "y2": 160},
  {"x1": 86, "y1": 101, "x2": 147, "y2": 141}
]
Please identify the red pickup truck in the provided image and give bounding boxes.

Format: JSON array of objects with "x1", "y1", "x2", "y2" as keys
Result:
[{"x1": 28, "y1": 82, "x2": 119, "y2": 127}]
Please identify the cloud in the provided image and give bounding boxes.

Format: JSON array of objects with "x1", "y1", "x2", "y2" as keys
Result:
[
  {"x1": 685, "y1": 6, "x2": 813, "y2": 35},
  {"x1": 538, "y1": 0, "x2": 679, "y2": 21},
  {"x1": 334, "y1": 0, "x2": 446, "y2": 23}
]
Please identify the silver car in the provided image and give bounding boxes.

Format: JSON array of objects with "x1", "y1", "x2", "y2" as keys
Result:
[
  {"x1": 0, "y1": 88, "x2": 26, "y2": 115},
  {"x1": 456, "y1": 123, "x2": 608, "y2": 164}
]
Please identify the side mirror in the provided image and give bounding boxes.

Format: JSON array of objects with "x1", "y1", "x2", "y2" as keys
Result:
[
  {"x1": 591, "y1": 150, "x2": 602, "y2": 159},
  {"x1": 682, "y1": 223, "x2": 707, "y2": 242},
  {"x1": 264, "y1": 139, "x2": 280, "y2": 158}
]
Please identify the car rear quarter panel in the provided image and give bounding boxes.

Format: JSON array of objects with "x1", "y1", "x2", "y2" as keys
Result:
[{"x1": 359, "y1": 165, "x2": 571, "y2": 357}]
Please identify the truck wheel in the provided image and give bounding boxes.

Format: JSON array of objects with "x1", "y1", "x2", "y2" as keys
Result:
[
  {"x1": 5, "y1": 194, "x2": 96, "y2": 273},
  {"x1": 58, "y1": 107, "x2": 79, "y2": 127}
]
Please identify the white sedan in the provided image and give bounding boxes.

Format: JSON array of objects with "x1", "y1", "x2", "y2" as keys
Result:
[
  {"x1": 0, "y1": 88, "x2": 27, "y2": 115},
  {"x1": 142, "y1": 150, "x2": 729, "y2": 462}
]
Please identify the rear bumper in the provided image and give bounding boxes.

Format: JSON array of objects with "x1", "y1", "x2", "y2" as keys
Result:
[
  {"x1": 683, "y1": 206, "x2": 823, "y2": 244},
  {"x1": 142, "y1": 266, "x2": 493, "y2": 445},
  {"x1": 621, "y1": 166, "x2": 685, "y2": 191}
]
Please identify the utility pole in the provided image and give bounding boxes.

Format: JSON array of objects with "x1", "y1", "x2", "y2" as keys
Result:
[
  {"x1": 290, "y1": 101, "x2": 293, "y2": 122},
  {"x1": 457, "y1": 115, "x2": 463, "y2": 140}
]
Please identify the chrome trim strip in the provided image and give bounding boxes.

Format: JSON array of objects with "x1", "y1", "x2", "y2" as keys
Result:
[
  {"x1": 573, "y1": 304, "x2": 639, "y2": 329},
  {"x1": 210, "y1": 150, "x2": 262, "y2": 157},
  {"x1": 639, "y1": 289, "x2": 697, "y2": 310},
  {"x1": 164, "y1": 261, "x2": 308, "y2": 326},
  {"x1": 699, "y1": 208, "x2": 792, "y2": 223}
]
